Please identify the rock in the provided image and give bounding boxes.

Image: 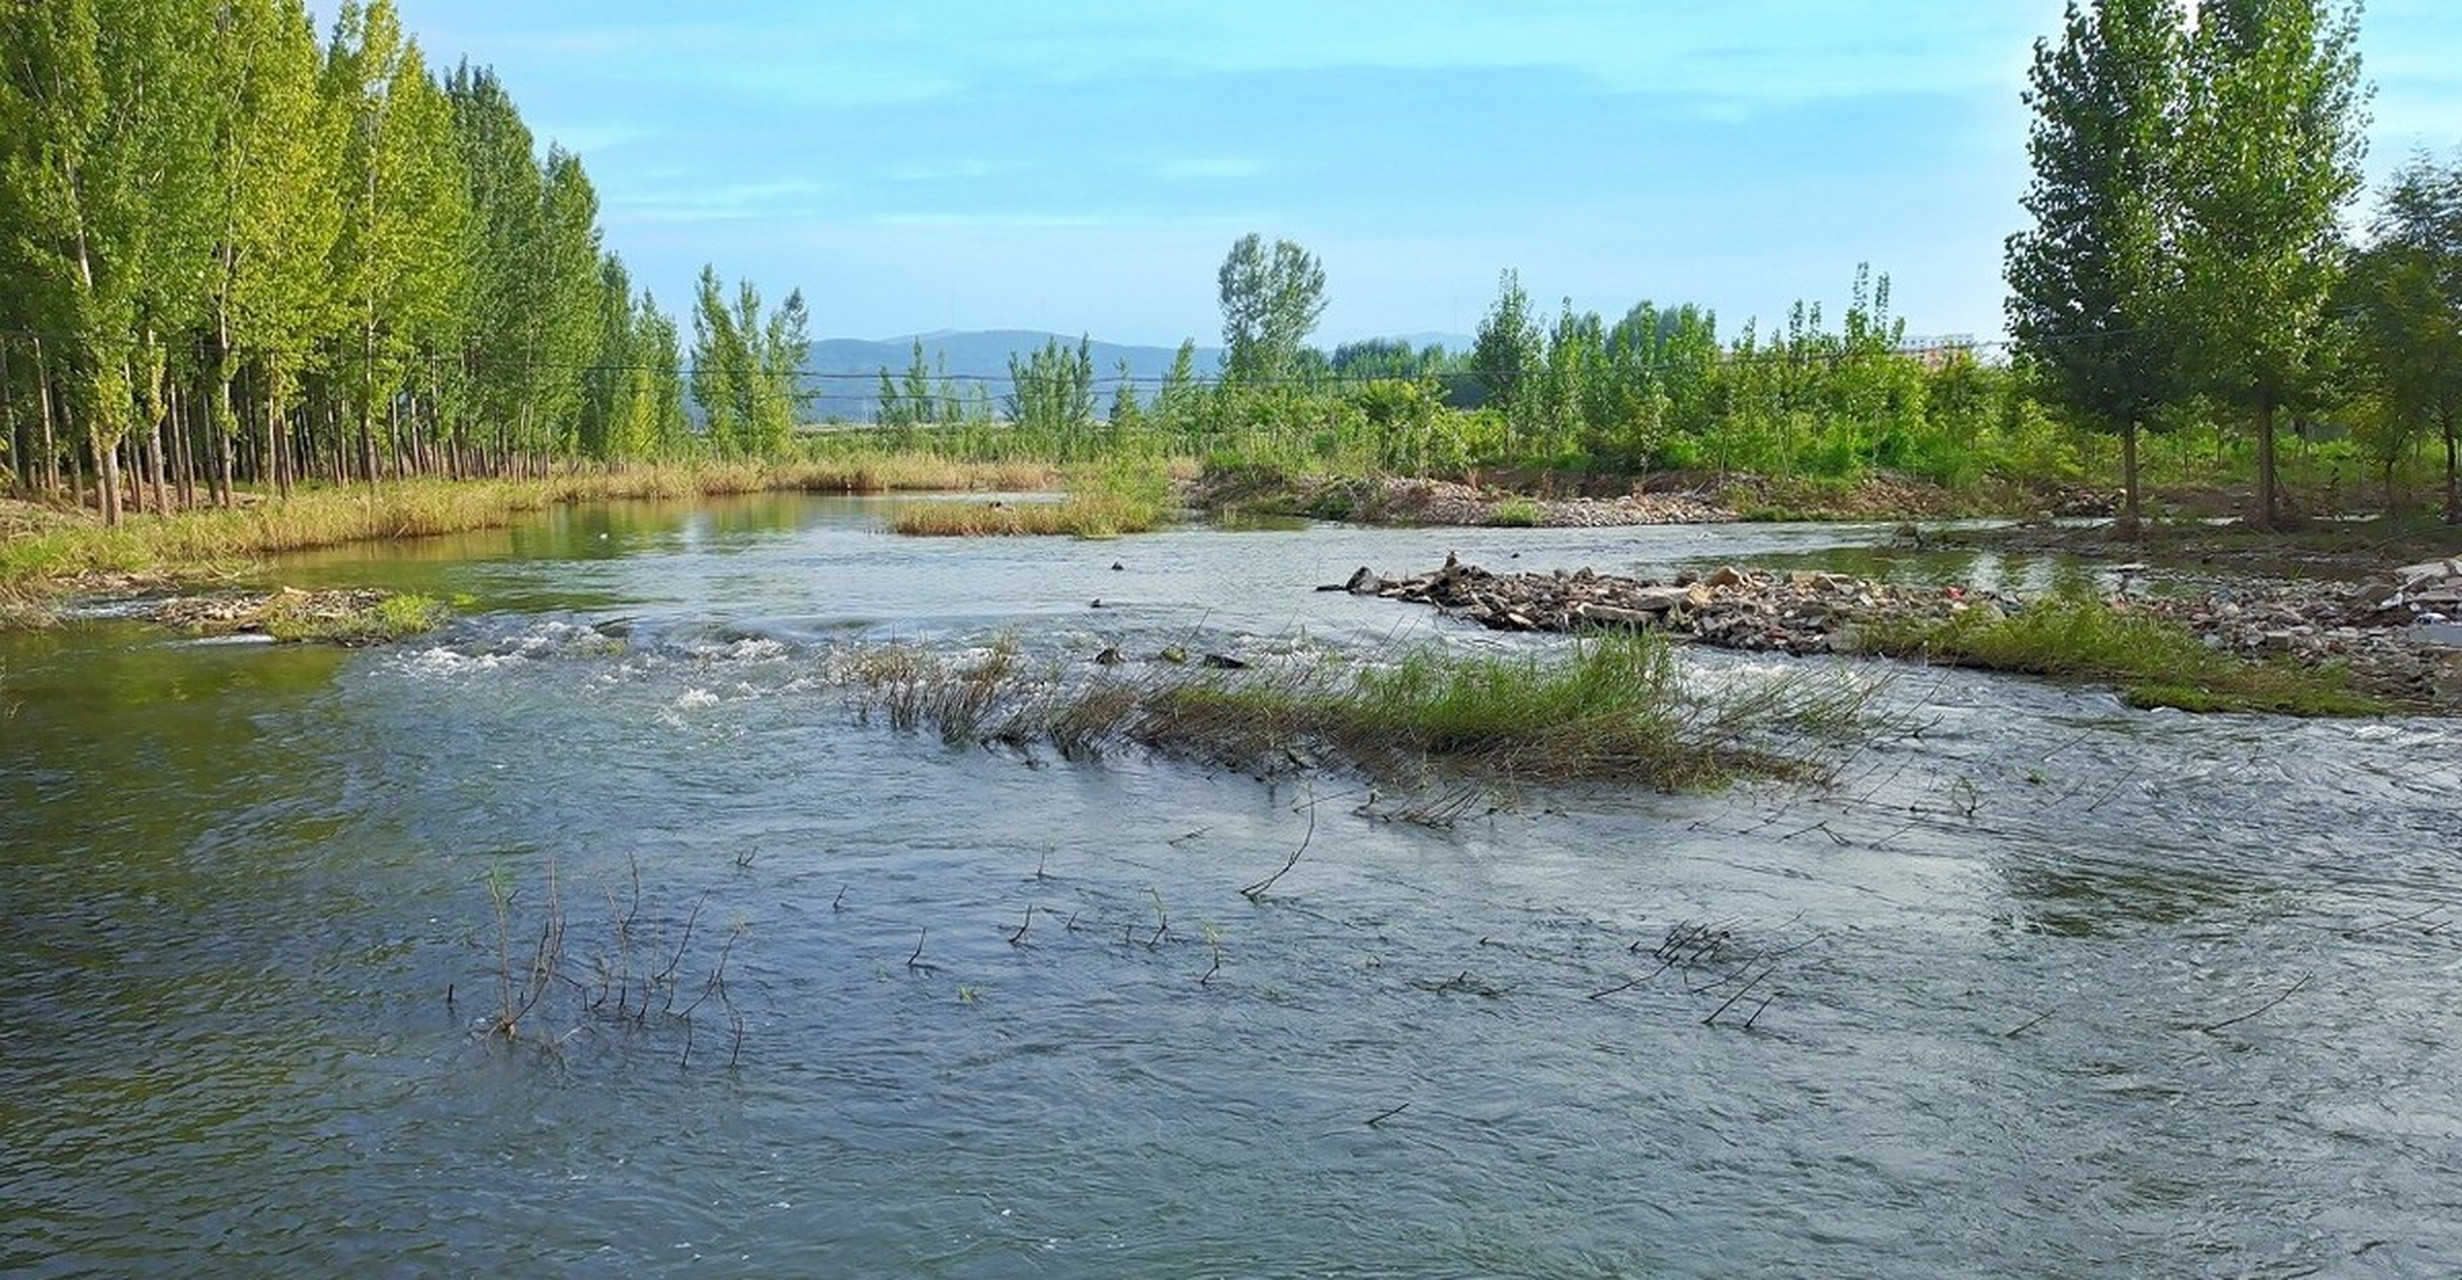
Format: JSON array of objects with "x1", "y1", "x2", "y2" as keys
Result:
[
  {"x1": 1344, "y1": 566, "x2": 1383, "y2": 595},
  {"x1": 1111, "y1": 561, "x2": 1125, "y2": 572},
  {"x1": 1708, "y1": 566, "x2": 1744, "y2": 589},
  {"x1": 1575, "y1": 603, "x2": 1660, "y2": 628},
  {"x1": 1201, "y1": 653, "x2": 1248, "y2": 669},
  {"x1": 1094, "y1": 647, "x2": 1125, "y2": 665},
  {"x1": 1157, "y1": 646, "x2": 1189, "y2": 664}
]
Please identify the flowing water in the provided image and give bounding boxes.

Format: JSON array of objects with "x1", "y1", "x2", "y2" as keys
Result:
[{"x1": 4, "y1": 495, "x2": 2458, "y2": 1276}]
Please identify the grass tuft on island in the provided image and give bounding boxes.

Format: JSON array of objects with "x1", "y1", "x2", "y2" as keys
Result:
[
  {"x1": 888, "y1": 458, "x2": 1176, "y2": 539},
  {"x1": 834, "y1": 631, "x2": 1877, "y2": 791},
  {"x1": 1852, "y1": 596, "x2": 2385, "y2": 717},
  {"x1": 157, "y1": 587, "x2": 450, "y2": 646}
]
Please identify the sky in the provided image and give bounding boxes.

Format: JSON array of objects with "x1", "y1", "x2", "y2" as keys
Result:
[{"x1": 331, "y1": 0, "x2": 2462, "y2": 348}]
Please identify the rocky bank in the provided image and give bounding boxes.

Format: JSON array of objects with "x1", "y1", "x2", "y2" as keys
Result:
[{"x1": 1329, "y1": 555, "x2": 2462, "y2": 712}]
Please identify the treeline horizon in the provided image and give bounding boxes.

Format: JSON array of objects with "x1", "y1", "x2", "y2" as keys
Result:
[
  {"x1": 3, "y1": 0, "x2": 2457, "y2": 528},
  {"x1": 0, "y1": 0, "x2": 815, "y2": 525}
]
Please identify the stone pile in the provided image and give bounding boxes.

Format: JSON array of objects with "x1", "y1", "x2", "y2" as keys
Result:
[
  {"x1": 152, "y1": 586, "x2": 390, "y2": 636},
  {"x1": 1329, "y1": 555, "x2": 1991, "y2": 656},
  {"x1": 1333, "y1": 554, "x2": 2462, "y2": 710}
]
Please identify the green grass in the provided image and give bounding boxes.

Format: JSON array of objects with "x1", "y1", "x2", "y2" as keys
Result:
[
  {"x1": 1485, "y1": 497, "x2": 1544, "y2": 528},
  {"x1": 836, "y1": 631, "x2": 1873, "y2": 791},
  {"x1": 1855, "y1": 595, "x2": 2384, "y2": 717}
]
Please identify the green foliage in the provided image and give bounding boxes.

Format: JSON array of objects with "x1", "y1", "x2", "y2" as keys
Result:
[
  {"x1": 2006, "y1": 0, "x2": 2190, "y2": 525},
  {"x1": 1217, "y1": 233, "x2": 1326, "y2": 385},
  {"x1": 690, "y1": 270, "x2": 809, "y2": 456},
  {"x1": 1005, "y1": 335, "x2": 1096, "y2": 442},
  {"x1": 0, "y1": 0, "x2": 692, "y2": 512},
  {"x1": 2345, "y1": 151, "x2": 2462, "y2": 520},
  {"x1": 2175, "y1": 0, "x2": 2369, "y2": 526}
]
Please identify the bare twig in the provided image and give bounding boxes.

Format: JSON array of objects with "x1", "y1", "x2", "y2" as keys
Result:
[
  {"x1": 1364, "y1": 1101, "x2": 1411, "y2": 1128},
  {"x1": 2197, "y1": 974, "x2": 2312, "y2": 1034},
  {"x1": 1242, "y1": 781, "x2": 1317, "y2": 900},
  {"x1": 2003, "y1": 1009, "x2": 2056, "y2": 1039},
  {"x1": 1702, "y1": 965, "x2": 1775, "y2": 1026}
]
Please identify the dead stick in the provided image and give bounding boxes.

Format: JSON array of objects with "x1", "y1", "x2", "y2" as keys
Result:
[
  {"x1": 1703, "y1": 966, "x2": 1774, "y2": 1026},
  {"x1": 2004, "y1": 1009, "x2": 2056, "y2": 1039},
  {"x1": 2198, "y1": 974, "x2": 2312, "y2": 1034},
  {"x1": 1364, "y1": 1101, "x2": 1411, "y2": 1128},
  {"x1": 1242, "y1": 781, "x2": 1317, "y2": 900}
]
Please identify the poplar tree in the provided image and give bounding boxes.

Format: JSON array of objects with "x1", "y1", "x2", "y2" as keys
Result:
[
  {"x1": 325, "y1": 0, "x2": 467, "y2": 485},
  {"x1": 1216, "y1": 233, "x2": 1326, "y2": 385},
  {"x1": 446, "y1": 62, "x2": 543, "y2": 474},
  {"x1": 202, "y1": 0, "x2": 340, "y2": 502},
  {"x1": 2006, "y1": 0, "x2": 2190, "y2": 534},
  {"x1": 2174, "y1": 0, "x2": 2367, "y2": 529},
  {"x1": 690, "y1": 265, "x2": 747, "y2": 454},
  {"x1": 0, "y1": 0, "x2": 214, "y2": 523}
]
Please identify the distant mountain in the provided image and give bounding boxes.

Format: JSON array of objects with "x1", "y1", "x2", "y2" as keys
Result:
[{"x1": 799, "y1": 331, "x2": 1222, "y2": 423}]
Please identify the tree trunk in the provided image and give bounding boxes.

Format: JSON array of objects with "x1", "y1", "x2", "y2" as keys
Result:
[
  {"x1": 95, "y1": 431, "x2": 121, "y2": 526},
  {"x1": 170, "y1": 390, "x2": 194, "y2": 510},
  {"x1": 2254, "y1": 396, "x2": 2280, "y2": 532},
  {"x1": 2120, "y1": 418, "x2": 2142, "y2": 539},
  {"x1": 35, "y1": 337, "x2": 61, "y2": 498},
  {"x1": 1, "y1": 339, "x2": 21, "y2": 498},
  {"x1": 2445, "y1": 408, "x2": 2458, "y2": 526}
]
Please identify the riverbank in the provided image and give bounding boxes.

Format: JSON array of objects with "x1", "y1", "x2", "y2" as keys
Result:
[
  {"x1": 1335, "y1": 554, "x2": 2462, "y2": 715},
  {"x1": 1192, "y1": 467, "x2": 2117, "y2": 528},
  {"x1": 1920, "y1": 510, "x2": 2462, "y2": 580},
  {"x1": 0, "y1": 454, "x2": 1060, "y2": 620}
]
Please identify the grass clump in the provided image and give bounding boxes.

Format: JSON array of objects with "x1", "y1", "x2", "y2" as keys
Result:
[
  {"x1": 1486, "y1": 497, "x2": 1544, "y2": 528},
  {"x1": 157, "y1": 587, "x2": 448, "y2": 645},
  {"x1": 835, "y1": 631, "x2": 1873, "y2": 791},
  {"x1": 1855, "y1": 595, "x2": 2384, "y2": 717},
  {"x1": 889, "y1": 456, "x2": 1174, "y2": 539},
  {"x1": 262, "y1": 591, "x2": 448, "y2": 645}
]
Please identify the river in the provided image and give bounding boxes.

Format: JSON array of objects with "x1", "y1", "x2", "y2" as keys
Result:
[{"x1": 4, "y1": 493, "x2": 2457, "y2": 1276}]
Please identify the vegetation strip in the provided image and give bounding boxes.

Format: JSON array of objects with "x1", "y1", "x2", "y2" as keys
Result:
[
  {"x1": 0, "y1": 457, "x2": 1057, "y2": 610},
  {"x1": 1343, "y1": 557, "x2": 2458, "y2": 716},
  {"x1": 827, "y1": 633, "x2": 1872, "y2": 792}
]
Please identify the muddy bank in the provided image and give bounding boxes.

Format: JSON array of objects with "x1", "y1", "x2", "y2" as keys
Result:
[{"x1": 1331, "y1": 555, "x2": 2462, "y2": 713}]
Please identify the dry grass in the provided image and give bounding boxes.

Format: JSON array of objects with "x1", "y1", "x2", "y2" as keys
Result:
[
  {"x1": 888, "y1": 495, "x2": 1163, "y2": 538},
  {"x1": 0, "y1": 453, "x2": 1068, "y2": 607},
  {"x1": 887, "y1": 457, "x2": 1175, "y2": 539}
]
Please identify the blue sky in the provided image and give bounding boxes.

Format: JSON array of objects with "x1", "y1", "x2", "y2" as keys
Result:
[{"x1": 345, "y1": 0, "x2": 2462, "y2": 347}]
